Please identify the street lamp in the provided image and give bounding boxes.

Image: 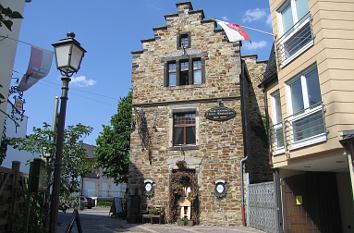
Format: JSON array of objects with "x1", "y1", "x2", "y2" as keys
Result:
[{"x1": 49, "y1": 32, "x2": 86, "y2": 233}]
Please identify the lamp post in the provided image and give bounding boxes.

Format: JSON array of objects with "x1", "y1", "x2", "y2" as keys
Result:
[{"x1": 49, "y1": 32, "x2": 86, "y2": 233}]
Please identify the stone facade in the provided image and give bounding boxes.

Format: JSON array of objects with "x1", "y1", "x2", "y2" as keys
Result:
[
  {"x1": 241, "y1": 56, "x2": 273, "y2": 184},
  {"x1": 128, "y1": 2, "x2": 270, "y2": 225}
]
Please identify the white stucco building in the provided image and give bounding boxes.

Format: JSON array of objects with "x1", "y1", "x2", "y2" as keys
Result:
[
  {"x1": 2, "y1": 103, "x2": 34, "y2": 173},
  {"x1": 0, "y1": 0, "x2": 30, "y2": 143}
]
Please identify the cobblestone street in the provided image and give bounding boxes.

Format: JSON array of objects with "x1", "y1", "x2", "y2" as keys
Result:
[{"x1": 58, "y1": 208, "x2": 264, "y2": 233}]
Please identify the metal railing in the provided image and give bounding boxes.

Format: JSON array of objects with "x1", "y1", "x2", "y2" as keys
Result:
[
  {"x1": 276, "y1": 13, "x2": 313, "y2": 67},
  {"x1": 270, "y1": 103, "x2": 326, "y2": 154},
  {"x1": 65, "y1": 209, "x2": 83, "y2": 233}
]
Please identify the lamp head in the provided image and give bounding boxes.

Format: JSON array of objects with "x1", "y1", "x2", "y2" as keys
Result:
[{"x1": 52, "y1": 32, "x2": 86, "y2": 77}]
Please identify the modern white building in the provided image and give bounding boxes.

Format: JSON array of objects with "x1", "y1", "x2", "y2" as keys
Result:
[
  {"x1": 0, "y1": 0, "x2": 30, "y2": 144},
  {"x1": 81, "y1": 143, "x2": 127, "y2": 200}
]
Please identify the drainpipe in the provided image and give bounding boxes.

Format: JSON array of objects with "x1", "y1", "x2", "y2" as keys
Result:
[
  {"x1": 239, "y1": 60, "x2": 249, "y2": 226},
  {"x1": 340, "y1": 133, "x2": 354, "y2": 211},
  {"x1": 240, "y1": 156, "x2": 248, "y2": 226}
]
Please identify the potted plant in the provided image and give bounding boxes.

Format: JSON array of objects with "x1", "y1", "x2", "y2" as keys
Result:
[{"x1": 177, "y1": 218, "x2": 185, "y2": 226}]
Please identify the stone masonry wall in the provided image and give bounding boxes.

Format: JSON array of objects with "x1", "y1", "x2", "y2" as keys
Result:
[
  {"x1": 242, "y1": 56, "x2": 273, "y2": 183},
  {"x1": 129, "y1": 2, "x2": 245, "y2": 225}
]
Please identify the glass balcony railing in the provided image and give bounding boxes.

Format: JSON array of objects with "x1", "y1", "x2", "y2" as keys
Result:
[
  {"x1": 270, "y1": 103, "x2": 326, "y2": 154},
  {"x1": 276, "y1": 13, "x2": 313, "y2": 67},
  {"x1": 271, "y1": 122, "x2": 285, "y2": 153}
]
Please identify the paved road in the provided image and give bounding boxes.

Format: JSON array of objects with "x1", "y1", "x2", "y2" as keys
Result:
[{"x1": 57, "y1": 207, "x2": 264, "y2": 233}]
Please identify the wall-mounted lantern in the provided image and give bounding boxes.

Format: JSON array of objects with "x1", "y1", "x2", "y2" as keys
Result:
[{"x1": 214, "y1": 179, "x2": 227, "y2": 198}]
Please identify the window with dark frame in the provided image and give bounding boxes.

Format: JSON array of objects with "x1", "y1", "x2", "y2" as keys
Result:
[
  {"x1": 168, "y1": 62, "x2": 177, "y2": 87},
  {"x1": 193, "y1": 59, "x2": 202, "y2": 85},
  {"x1": 180, "y1": 61, "x2": 189, "y2": 85},
  {"x1": 173, "y1": 112, "x2": 196, "y2": 146},
  {"x1": 166, "y1": 58, "x2": 204, "y2": 87},
  {"x1": 179, "y1": 33, "x2": 190, "y2": 48}
]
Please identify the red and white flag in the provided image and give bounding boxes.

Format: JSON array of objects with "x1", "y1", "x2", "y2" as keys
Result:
[
  {"x1": 216, "y1": 19, "x2": 251, "y2": 42},
  {"x1": 17, "y1": 46, "x2": 53, "y2": 92}
]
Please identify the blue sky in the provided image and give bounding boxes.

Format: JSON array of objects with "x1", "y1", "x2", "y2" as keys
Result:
[{"x1": 12, "y1": 0, "x2": 274, "y2": 145}]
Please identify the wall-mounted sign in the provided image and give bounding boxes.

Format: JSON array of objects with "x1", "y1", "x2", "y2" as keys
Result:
[
  {"x1": 295, "y1": 195, "x2": 303, "y2": 206},
  {"x1": 15, "y1": 99, "x2": 24, "y2": 111},
  {"x1": 205, "y1": 106, "x2": 236, "y2": 121}
]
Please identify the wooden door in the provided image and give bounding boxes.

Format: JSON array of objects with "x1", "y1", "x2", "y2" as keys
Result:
[{"x1": 282, "y1": 173, "x2": 342, "y2": 233}]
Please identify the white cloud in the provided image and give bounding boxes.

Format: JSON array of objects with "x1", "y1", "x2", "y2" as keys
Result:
[
  {"x1": 70, "y1": 75, "x2": 96, "y2": 87},
  {"x1": 244, "y1": 40, "x2": 267, "y2": 50},
  {"x1": 266, "y1": 14, "x2": 272, "y2": 26},
  {"x1": 242, "y1": 8, "x2": 267, "y2": 23},
  {"x1": 222, "y1": 16, "x2": 229, "y2": 21}
]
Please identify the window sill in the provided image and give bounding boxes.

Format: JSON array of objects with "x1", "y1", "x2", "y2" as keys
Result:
[
  {"x1": 169, "y1": 145, "x2": 199, "y2": 151},
  {"x1": 290, "y1": 133, "x2": 327, "y2": 151},
  {"x1": 166, "y1": 84, "x2": 206, "y2": 90},
  {"x1": 273, "y1": 148, "x2": 285, "y2": 156}
]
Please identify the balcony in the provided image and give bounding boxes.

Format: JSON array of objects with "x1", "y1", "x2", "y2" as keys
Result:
[
  {"x1": 271, "y1": 103, "x2": 326, "y2": 155},
  {"x1": 276, "y1": 13, "x2": 313, "y2": 67}
]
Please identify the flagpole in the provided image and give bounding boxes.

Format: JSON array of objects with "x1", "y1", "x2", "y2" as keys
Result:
[
  {"x1": 239, "y1": 25, "x2": 274, "y2": 36},
  {"x1": 212, "y1": 18, "x2": 274, "y2": 37}
]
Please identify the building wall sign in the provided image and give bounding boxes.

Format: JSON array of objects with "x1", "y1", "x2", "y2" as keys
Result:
[{"x1": 205, "y1": 106, "x2": 236, "y2": 121}]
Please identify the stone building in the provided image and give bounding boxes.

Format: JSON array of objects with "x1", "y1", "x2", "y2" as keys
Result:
[{"x1": 128, "y1": 2, "x2": 271, "y2": 225}]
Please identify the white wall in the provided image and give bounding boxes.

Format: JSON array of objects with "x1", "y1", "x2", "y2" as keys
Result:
[
  {"x1": 2, "y1": 104, "x2": 35, "y2": 173},
  {"x1": 82, "y1": 175, "x2": 127, "y2": 198},
  {"x1": 0, "y1": 0, "x2": 26, "y2": 142}
]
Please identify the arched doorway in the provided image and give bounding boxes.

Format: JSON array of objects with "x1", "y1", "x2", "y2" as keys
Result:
[{"x1": 168, "y1": 163, "x2": 199, "y2": 225}]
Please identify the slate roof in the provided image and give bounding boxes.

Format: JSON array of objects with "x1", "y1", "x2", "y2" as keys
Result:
[{"x1": 259, "y1": 44, "x2": 278, "y2": 88}]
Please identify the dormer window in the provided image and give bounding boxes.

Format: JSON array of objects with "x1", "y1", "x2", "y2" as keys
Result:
[{"x1": 178, "y1": 33, "x2": 191, "y2": 49}]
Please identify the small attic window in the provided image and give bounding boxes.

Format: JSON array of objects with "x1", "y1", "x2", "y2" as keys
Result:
[{"x1": 178, "y1": 33, "x2": 191, "y2": 49}]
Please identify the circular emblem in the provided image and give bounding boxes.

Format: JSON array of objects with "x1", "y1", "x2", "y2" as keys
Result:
[
  {"x1": 214, "y1": 182, "x2": 227, "y2": 198},
  {"x1": 145, "y1": 183, "x2": 152, "y2": 192},
  {"x1": 216, "y1": 183, "x2": 224, "y2": 193},
  {"x1": 144, "y1": 180, "x2": 154, "y2": 197}
]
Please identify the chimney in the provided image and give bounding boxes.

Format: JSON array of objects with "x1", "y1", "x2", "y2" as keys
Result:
[{"x1": 176, "y1": 2, "x2": 193, "y2": 13}]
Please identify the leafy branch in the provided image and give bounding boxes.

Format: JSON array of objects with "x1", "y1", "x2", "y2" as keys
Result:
[{"x1": 0, "y1": 4, "x2": 23, "y2": 31}]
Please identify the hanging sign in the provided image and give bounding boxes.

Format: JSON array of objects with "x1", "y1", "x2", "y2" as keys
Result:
[
  {"x1": 205, "y1": 106, "x2": 236, "y2": 121},
  {"x1": 15, "y1": 99, "x2": 24, "y2": 111}
]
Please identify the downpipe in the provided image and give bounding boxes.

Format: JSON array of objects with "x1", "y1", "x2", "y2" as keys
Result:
[{"x1": 240, "y1": 156, "x2": 248, "y2": 226}]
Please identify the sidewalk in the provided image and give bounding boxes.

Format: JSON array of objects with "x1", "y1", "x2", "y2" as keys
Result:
[{"x1": 58, "y1": 207, "x2": 265, "y2": 233}]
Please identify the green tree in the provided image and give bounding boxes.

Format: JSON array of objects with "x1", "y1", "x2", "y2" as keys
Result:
[
  {"x1": 0, "y1": 4, "x2": 23, "y2": 31},
  {"x1": 9, "y1": 123, "x2": 93, "y2": 232},
  {"x1": 95, "y1": 91, "x2": 132, "y2": 184},
  {"x1": 9, "y1": 122, "x2": 94, "y2": 196}
]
